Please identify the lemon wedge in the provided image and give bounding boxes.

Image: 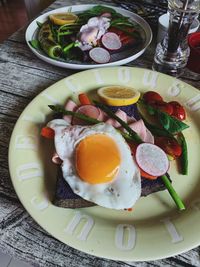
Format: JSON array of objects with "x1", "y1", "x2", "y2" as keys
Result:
[
  {"x1": 97, "y1": 85, "x2": 141, "y2": 106},
  {"x1": 49, "y1": 13, "x2": 78, "y2": 26}
]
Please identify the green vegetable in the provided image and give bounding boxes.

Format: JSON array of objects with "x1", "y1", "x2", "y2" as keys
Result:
[
  {"x1": 161, "y1": 175, "x2": 185, "y2": 210},
  {"x1": 36, "y1": 21, "x2": 43, "y2": 28},
  {"x1": 78, "y1": 5, "x2": 119, "y2": 20},
  {"x1": 158, "y1": 111, "x2": 189, "y2": 134},
  {"x1": 140, "y1": 101, "x2": 189, "y2": 134},
  {"x1": 63, "y1": 42, "x2": 75, "y2": 53},
  {"x1": 178, "y1": 133, "x2": 188, "y2": 175},
  {"x1": 142, "y1": 117, "x2": 174, "y2": 138},
  {"x1": 29, "y1": 40, "x2": 40, "y2": 50},
  {"x1": 38, "y1": 22, "x2": 62, "y2": 58},
  {"x1": 94, "y1": 101, "x2": 142, "y2": 144},
  {"x1": 110, "y1": 18, "x2": 135, "y2": 27}
]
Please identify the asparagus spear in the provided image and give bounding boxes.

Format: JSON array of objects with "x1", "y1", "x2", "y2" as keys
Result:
[
  {"x1": 161, "y1": 175, "x2": 185, "y2": 210},
  {"x1": 93, "y1": 101, "x2": 142, "y2": 144}
]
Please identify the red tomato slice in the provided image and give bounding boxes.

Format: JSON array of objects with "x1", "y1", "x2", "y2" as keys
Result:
[
  {"x1": 155, "y1": 137, "x2": 182, "y2": 158},
  {"x1": 108, "y1": 27, "x2": 135, "y2": 46},
  {"x1": 143, "y1": 91, "x2": 163, "y2": 104},
  {"x1": 152, "y1": 101, "x2": 174, "y2": 115},
  {"x1": 168, "y1": 101, "x2": 186, "y2": 121}
]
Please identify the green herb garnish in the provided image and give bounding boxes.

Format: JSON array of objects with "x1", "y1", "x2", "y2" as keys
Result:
[{"x1": 139, "y1": 100, "x2": 189, "y2": 134}]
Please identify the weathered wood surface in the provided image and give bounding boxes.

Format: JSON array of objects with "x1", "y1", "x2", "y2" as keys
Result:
[{"x1": 0, "y1": 0, "x2": 200, "y2": 266}]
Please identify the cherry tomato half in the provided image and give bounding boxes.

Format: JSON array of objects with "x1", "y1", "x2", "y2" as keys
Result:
[
  {"x1": 152, "y1": 101, "x2": 174, "y2": 115},
  {"x1": 108, "y1": 27, "x2": 135, "y2": 46},
  {"x1": 168, "y1": 101, "x2": 186, "y2": 121},
  {"x1": 155, "y1": 137, "x2": 182, "y2": 158},
  {"x1": 143, "y1": 91, "x2": 163, "y2": 104}
]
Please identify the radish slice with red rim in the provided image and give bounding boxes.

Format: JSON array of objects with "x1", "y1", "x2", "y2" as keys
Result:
[
  {"x1": 101, "y1": 32, "x2": 122, "y2": 51},
  {"x1": 72, "y1": 105, "x2": 103, "y2": 125},
  {"x1": 135, "y1": 143, "x2": 169, "y2": 177},
  {"x1": 89, "y1": 47, "x2": 110, "y2": 64}
]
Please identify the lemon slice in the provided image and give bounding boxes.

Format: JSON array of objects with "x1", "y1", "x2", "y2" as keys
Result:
[
  {"x1": 49, "y1": 13, "x2": 78, "y2": 26},
  {"x1": 97, "y1": 85, "x2": 141, "y2": 106}
]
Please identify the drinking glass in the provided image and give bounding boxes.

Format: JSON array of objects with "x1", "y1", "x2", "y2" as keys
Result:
[{"x1": 153, "y1": 0, "x2": 200, "y2": 77}]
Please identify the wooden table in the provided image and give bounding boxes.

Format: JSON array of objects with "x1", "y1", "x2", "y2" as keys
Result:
[{"x1": 0, "y1": 0, "x2": 200, "y2": 266}]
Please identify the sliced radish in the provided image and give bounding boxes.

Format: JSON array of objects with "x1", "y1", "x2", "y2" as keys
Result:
[
  {"x1": 101, "y1": 32, "x2": 122, "y2": 51},
  {"x1": 135, "y1": 143, "x2": 169, "y2": 177},
  {"x1": 89, "y1": 47, "x2": 110, "y2": 64},
  {"x1": 72, "y1": 105, "x2": 104, "y2": 125}
]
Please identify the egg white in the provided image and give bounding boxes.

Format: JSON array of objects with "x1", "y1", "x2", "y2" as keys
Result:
[{"x1": 48, "y1": 119, "x2": 141, "y2": 210}]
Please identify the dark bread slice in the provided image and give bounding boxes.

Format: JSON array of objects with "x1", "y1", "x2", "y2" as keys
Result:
[{"x1": 53, "y1": 168, "x2": 170, "y2": 208}]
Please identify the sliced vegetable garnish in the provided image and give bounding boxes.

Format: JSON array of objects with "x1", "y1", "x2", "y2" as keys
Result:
[
  {"x1": 129, "y1": 142, "x2": 158, "y2": 180},
  {"x1": 135, "y1": 143, "x2": 169, "y2": 177},
  {"x1": 49, "y1": 13, "x2": 78, "y2": 26},
  {"x1": 101, "y1": 32, "x2": 122, "y2": 50},
  {"x1": 89, "y1": 47, "x2": 110, "y2": 64},
  {"x1": 78, "y1": 93, "x2": 91, "y2": 105},
  {"x1": 178, "y1": 133, "x2": 188, "y2": 175},
  {"x1": 41, "y1": 127, "x2": 55, "y2": 138},
  {"x1": 97, "y1": 85, "x2": 140, "y2": 106}
]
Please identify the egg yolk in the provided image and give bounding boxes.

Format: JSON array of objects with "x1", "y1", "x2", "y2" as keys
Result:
[{"x1": 76, "y1": 134, "x2": 121, "y2": 184}]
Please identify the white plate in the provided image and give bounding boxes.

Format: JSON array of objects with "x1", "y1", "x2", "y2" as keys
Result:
[{"x1": 25, "y1": 4, "x2": 152, "y2": 70}]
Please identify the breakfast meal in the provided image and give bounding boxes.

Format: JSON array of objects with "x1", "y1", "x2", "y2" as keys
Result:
[
  {"x1": 41, "y1": 86, "x2": 189, "y2": 211},
  {"x1": 29, "y1": 5, "x2": 144, "y2": 64}
]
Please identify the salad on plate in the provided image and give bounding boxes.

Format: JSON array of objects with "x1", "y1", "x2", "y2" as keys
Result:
[
  {"x1": 29, "y1": 5, "x2": 145, "y2": 64},
  {"x1": 41, "y1": 85, "x2": 189, "y2": 211}
]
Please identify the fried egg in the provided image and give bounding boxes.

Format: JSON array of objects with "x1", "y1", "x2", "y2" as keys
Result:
[{"x1": 48, "y1": 119, "x2": 141, "y2": 210}]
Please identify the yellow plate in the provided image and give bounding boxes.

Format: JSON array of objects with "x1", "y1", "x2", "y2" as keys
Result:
[{"x1": 9, "y1": 67, "x2": 200, "y2": 261}]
